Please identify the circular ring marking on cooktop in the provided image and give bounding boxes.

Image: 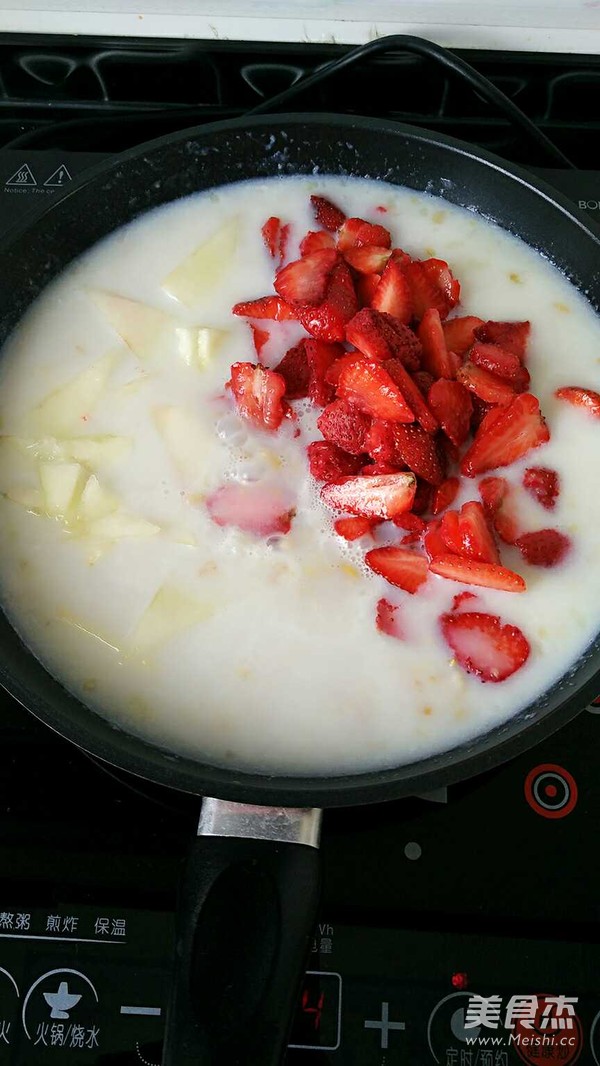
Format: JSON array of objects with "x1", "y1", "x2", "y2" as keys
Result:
[{"x1": 524, "y1": 763, "x2": 578, "y2": 819}]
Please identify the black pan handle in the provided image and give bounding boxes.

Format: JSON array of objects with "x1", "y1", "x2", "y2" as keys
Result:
[{"x1": 162, "y1": 798, "x2": 322, "y2": 1066}]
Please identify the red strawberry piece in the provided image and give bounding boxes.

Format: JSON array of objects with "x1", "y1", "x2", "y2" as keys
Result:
[
  {"x1": 356, "y1": 273, "x2": 381, "y2": 307},
  {"x1": 279, "y1": 223, "x2": 291, "y2": 264},
  {"x1": 412, "y1": 479, "x2": 433, "y2": 515},
  {"x1": 300, "y1": 230, "x2": 336, "y2": 256},
  {"x1": 306, "y1": 339, "x2": 343, "y2": 407},
  {"x1": 376, "y1": 205, "x2": 388, "y2": 213},
  {"x1": 261, "y1": 216, "x2": 280, "y2": 258},
  {"x1": 427, "y1": 379, "x2": 473, "y2": 447},
  {"x1": 366, "y1": 545, "x2": 428, "y2": 593},
  {"x1": 346, "y1": 308, "x2": 422, "y2": 370},
  {"x1": 440, "y1": 611, "x2": 530, "y2": 681},
  {"x1": 389, "y1": 423, "x2": 444, "y2": 485},
  {"x1": 365, "y1": 419, "x2": 400, "y2": 465},
  {"x1": 392, "y1": 513, "x2": 426, "y2": 533},
  {"x1": 274, "y1": 248, "x2": 338, "y2": 305},
  {"x1": 274, "y1": 340, "x2": 310, "y2": 399},
  {"x1": 297, "y1": 261, "x2": 358, "y2": 342},
  {"x1": 250, "y1": 323, "x2": 270, "y2": 360},
  {"x1": 376, "y1": 598, "x2": 404, "y2": 639},
  {"x1": 322, "y1": 472, "x2": 416, "y2": 520},
  {"x1": 310, "y1": 194, "x2": 346, "y2": 232},
  {"x1": 362, "y1": 462, "x2": 404, "y2": 476},
  {"x1": 470, "y1": 397, "x2": 496, "y2": 432},
  {"x1": 452, "y1": 590, "x2": 479, "y2": 612},
  {"x1": 384, "y1": 359, "x2": 438, "y2": 433},
  {"x1": 461, "y1": 393, "x2": 550, "y2": 477},
  {"x1": 479, "y1": 476, "x2": 520, "y2": 545},
  {"x1": 232, "y1": 295, "x2": 298, "y2": 321},
  {"x1": 423, "y1": 518, "x2": 447, "y2": 560},
  {"x1": 417, "y1": 308, "x2": 455, "y2": 378},
  {"x1": 457, "y1": 362, "x2": 517, "y2": 406},
  {"x1": 370, "y1": 259, "x2": 413, "y2": 323},
  {"x1": 431, "y1": 476, "x2": 460, "y2": 515},
  {"x1": 338, "y1": 217, "x2": 392, "y2": 252},
  {"x1": 336, "y1": 359, "x2": 415, "y2": 422},
  {"x1": 400, "y1": 530, "x2": 421, "y2": 545},
  {"x1": 421, "y1": 258, "x2": 460, "y2": 310},
  {"x1": 515, "y1": 529, "x2": 571, "y2": 567},
  {"x1": 325, "y1": 351, "x2": 362, "y2": 388},
  {"x1": 474, "y1": 320, "x2": 531, "y2": 361},
  {"x1": 390, "y1": 248, "x2": 412, "y2": 268},
  {"x1": 455, "y1": 500, "x2": 500, "y2": 564},
  {"x1": 404, "y1": 260, "x2": 448, "y2": 321},
  {"x1": 334, "y1": 515, "x2": 373, "y2": 541},
  {"x1": 555, "y1": 386, "x2": 600, "y2": 418},
  {"x1": 228, "y1": 362, "x2": 287, "y2": 431},
  {"x1": 470, "y1": 342, "x2": 530, "y2": 389},
  {"x1": 206, "y1": 483, "x2": 294, "y2": 537},
  {"x1": 307, "y1": 440, "x2": 363, "y2": 483},
  {"x1": 317, "y1": 399, "x2": 371, "y2": 455},
  {"x1": 439, "y1": 435, "x2": 460, "y2": 468},
  {"x1": 440, "y1": 510, "x2": 462, "y2": 554},
  {"x1": 411, "y1": 372, "x2": 434, "y2": 398},
  {"x1": 522, "y1": 466, "x2": 560, "y2": 510},
  {"x1": 442, "y1": 315, "x2": 484, "y2": 356},
  {"x1": 429, "y1": 555, "x2": 526, "y2": 593},
  {"x1": 344, "y1": 245, "x2": 392, "y2": 274}
]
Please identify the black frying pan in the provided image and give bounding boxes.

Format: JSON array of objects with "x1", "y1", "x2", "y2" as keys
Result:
[{"x1": 0, "y1": 113, "x2": 599, "y2": 1065}]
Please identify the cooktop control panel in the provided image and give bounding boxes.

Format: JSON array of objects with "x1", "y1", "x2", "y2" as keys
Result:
[{"x1": 0, "y1": 906, "x2": 596, "y2": 1064}]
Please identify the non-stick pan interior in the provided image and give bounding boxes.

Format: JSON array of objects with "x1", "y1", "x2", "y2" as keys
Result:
[{"x1": 0, "y1": 113, "x2": 599, "y2": 807}]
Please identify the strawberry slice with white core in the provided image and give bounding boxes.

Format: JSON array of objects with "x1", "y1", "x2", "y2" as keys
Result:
[
  {"x1": 232, "y1": 296, "x2": 297, "y2": 321},
  {"x1": 337, "y1": 359, "x2": 415, "y2": 422},
  {"x1": 418, "y1": 308, "x2": 455, "y2": 379},
  {"x1": 334, "y1": 516, "x2": 373, "y2": 541},
  {"x1": 370, "y1": 259, "x2": 413, "y2": 322},
  {"x1": 321, "y1": 472, "x2": 416, "y2": 520},
  {"x1": 344, "y1": 246, "x2": 392, "y2": 275},
  {"x1": 228, "y1": 362, "x2": 287, "y2": 431},
  {"x1": 429, "y1": 554, "x2": 526, "y2": 592},
  {"x1": 440, "y1": 611, "x2": 530, "y2": 682},
  {"x1": 555, "y1": 386, "x2": 600, "y2": 418},
  {"x1": 461, "y1": 393, "x2": 549, "y2": 477},
  {"x1": 366, "y1": 546, "x2": 429, "y2": 593},
  {"x1": 274, "y1": 248, "x2": 338, "y2": 305},
  {"x1": 346, "y1": 308, "x2": 422, "y2": 370},
  {"x1": 206, "y1": 483, "x2": 295, "y2": 536}
]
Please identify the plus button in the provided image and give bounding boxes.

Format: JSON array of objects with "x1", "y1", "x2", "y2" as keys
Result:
[{"x1": 364, "y1": 1001, "x2": 406, "y2": 1049}]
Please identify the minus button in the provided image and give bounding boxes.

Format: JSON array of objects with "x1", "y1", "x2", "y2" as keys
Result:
[{"x1": 120, "y1": 1006, "x2": 162, "y2": 1016}]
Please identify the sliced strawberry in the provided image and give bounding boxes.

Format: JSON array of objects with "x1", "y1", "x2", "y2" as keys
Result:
[
  {"x1": 306, "y1": 339, "x2": 343, "y2": 407},
  {"x1": 356, "y1": 273, "x2": 381, "y2": 307},
  {"x1": 442, "y1": 315, "x2": 484, "y2": 356},
  {"x1": 279, "y1": 223, "x2": 291, "y2": 264},
  {"x1": 439, "y1": 435, "x2": 460, "y2": 468},
  {"x1": 250, "y1": 323, "x2": 270, "y2": 360},
  {"x1": 461, "y1": 394, "x2": 550, "y2": 477},
  {"x1": 274, "y1": 248, "x2": 338, "y2": 305},
  {"x1": 370, "y1": 259, "x2": 413, "y2": 323},
  {"x1": 392, "y1": 513, "x2": 426, "y2": 533},
  {"x1": 384, "y1": 359, "x2": 438, "y2": 434},
  {"x1": 362, "y1": 461, "x2": 404, "y2": 476},
  {"x1": 336, "y1": 359, "x2": 415, "y2": 423},
  {"x1": 322, "y1": 472, "x2": 416, "y2": 520},
  {"x1": 275, "y1": 340, "x2": 310, "y2": 399},
  {"x1": 440, "y1": 510, "x2": 462, "y2": 555},
  {"x1": 479, "y1": 476, "x2": 520, "y2": 545},
  {"x1": 232, "y1": 295, "x2": 298, "y2": 321},
  {"x1": 376, "y1": 598, "x2": 404, "y2": 640},
  {"x1": 344, "y1": 246, "x2": 392, "y2": 274},
  {"x1": 400, "y1": 531, "x2": 422, "y2": 545},
  {"x1": 470, "y1": 397, "x2": 496, "y2": 432},
  {"x1": 422, "y1": 258, "x2": 460, "y2": 310},
  {"x1": 412, "y1": 370, "x2": 435, "y2": 396},
  {"x1": 515, "y1": 529, "x2": 571, "y2": 567},
  {"x1": 555, "y1": 386, "x2": 600, "y2": 418},
  {"x1": 346, "y1": 308, "x2": 422, "y2": 370},
  {"x1": 297, "y1": 261, "x2": 358, "y2": 342},
  {"x1": 365, "y1": 419, "x2": 400, "y2": 465},
  {"x1": 338, "y1": 217, "x2": 392, "y2": 251},
  {"x1": 412, "y1": 479, "x2": 433, "y2": 515},
  {"x1": 206, "y1": 483, "x2": 294, "y2": 537},
  {"x1": 423, "y1": 518, "x2": 447, "y2": 560},
  {"x1": 405, "y1": 259, "x2": 459, "y2": 321},
  {"x1": 390, "y1": 247, "x2": 412, "y2": 268},
  {"x1": 300, "y1": 230, "x2": 336, "y2": 256},
  {"x1": 440, "y1": 611, "x2": 530, "y2": 682},
  {"x1": 325, "y1": 351, "x2": 362, "y2": 388},
  {"x1": 427, "y1": 379, "x2": 473, "y2": 447},
  {"x1": 366, "y1": 545, "x2": 428, "y2": 594},
  {"x1": 452, "y1": 591, "x2": 479, "y2": 612},
  {"x1": 429, "y1": 555, "x2": 526, "y2": 593},
  {"x1": 522, "y1": 466, "x2": 560, "y2": 510},
  {"x1": 334, "y1": 515, "x2": 373, "y2": 541},
  {"x1": 317, "y1": 399, "x2": 371, "y2": 455},
  {"x1": 310, "y1": 194, "x2": 346, "y2": 232},
  {"x1": 389, "y1": 423, "x2": 444, "y2": 485},
  {"x1": 457, "y1": 362, "x2": 517, "y2": 406},
  {"x1": 228, "y1": 362, "x2": 287, "y2": 431},
  {"x1": 455, "y1": 500, "x2": 500, "y2": 564},
  {"x1": 261, "y1": 216, "x2": 280, "y2": 258},
  {"x1": 470, "y1": 342, "x2": 530, "y2": 389},
  {"x1": 307, "y1": 440, "x2": 364, "y2": 483},
  {"x1": 474, "y1": 320, "x2": 531, "y2": 361},
  {"x1": 417, "y1": 308, "x2": 455, "y2": 378},
  {"x1": 431, "y1": 476, "x2": 460, "y2": 515}
]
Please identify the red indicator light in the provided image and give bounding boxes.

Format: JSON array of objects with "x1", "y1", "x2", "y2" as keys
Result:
[
  {"x1": 451, "y1": 972, "x2": 469, "y2": 990},
  {"x1": 301, "y1": 986, "x2": 325, "y2": 1031}
]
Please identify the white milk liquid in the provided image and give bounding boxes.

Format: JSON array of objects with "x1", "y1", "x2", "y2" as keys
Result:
[{"x1": 0, "y1": 175, "x2": 599, "y2": 775}]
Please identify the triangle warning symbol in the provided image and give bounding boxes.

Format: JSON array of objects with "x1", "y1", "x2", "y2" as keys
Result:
[
  {"x1": 6, "y1": 163, "x2": 37, "y2": 187},
  {"x1": 44, "y1": 164, "x2": 72, "y2": 188}
]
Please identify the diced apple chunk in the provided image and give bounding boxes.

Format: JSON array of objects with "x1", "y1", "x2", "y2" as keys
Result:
[
  {"x1": 153, "y1": 405, "x2": 211, "y2": 483},
  {"x1": 87, "y1": 512, "x2": 160, "y2": 540},
  {"x1": 76, "y1": 475, "x2": 120, "y2": 522},
  {"x1": 161, "y1": 217, "x2": 238, "y2": 306},
  {"x1": 39, "y1": 461, "x2": 86, "y2": 519},
  {"x1": 16, "y1": 435, "x2": 131, "y2": 467},
  {"x1": 128, "y1": 584, "x2": 214, "y2": 654},
  {"x1": 34, "y1": 352, "x2": 117, "y2": 435},
  {"x1": 178, "y1": 326, "x2": 227, "y2": 370}
]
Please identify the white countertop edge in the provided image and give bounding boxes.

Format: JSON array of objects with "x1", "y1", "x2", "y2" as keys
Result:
[{"x1": 0, "y1": 13, "x2": 598, "y2": 55}]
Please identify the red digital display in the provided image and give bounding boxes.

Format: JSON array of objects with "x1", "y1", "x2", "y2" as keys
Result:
[{"x1": 301, "y1": 986, "x2": 325, "y2": 1031}]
